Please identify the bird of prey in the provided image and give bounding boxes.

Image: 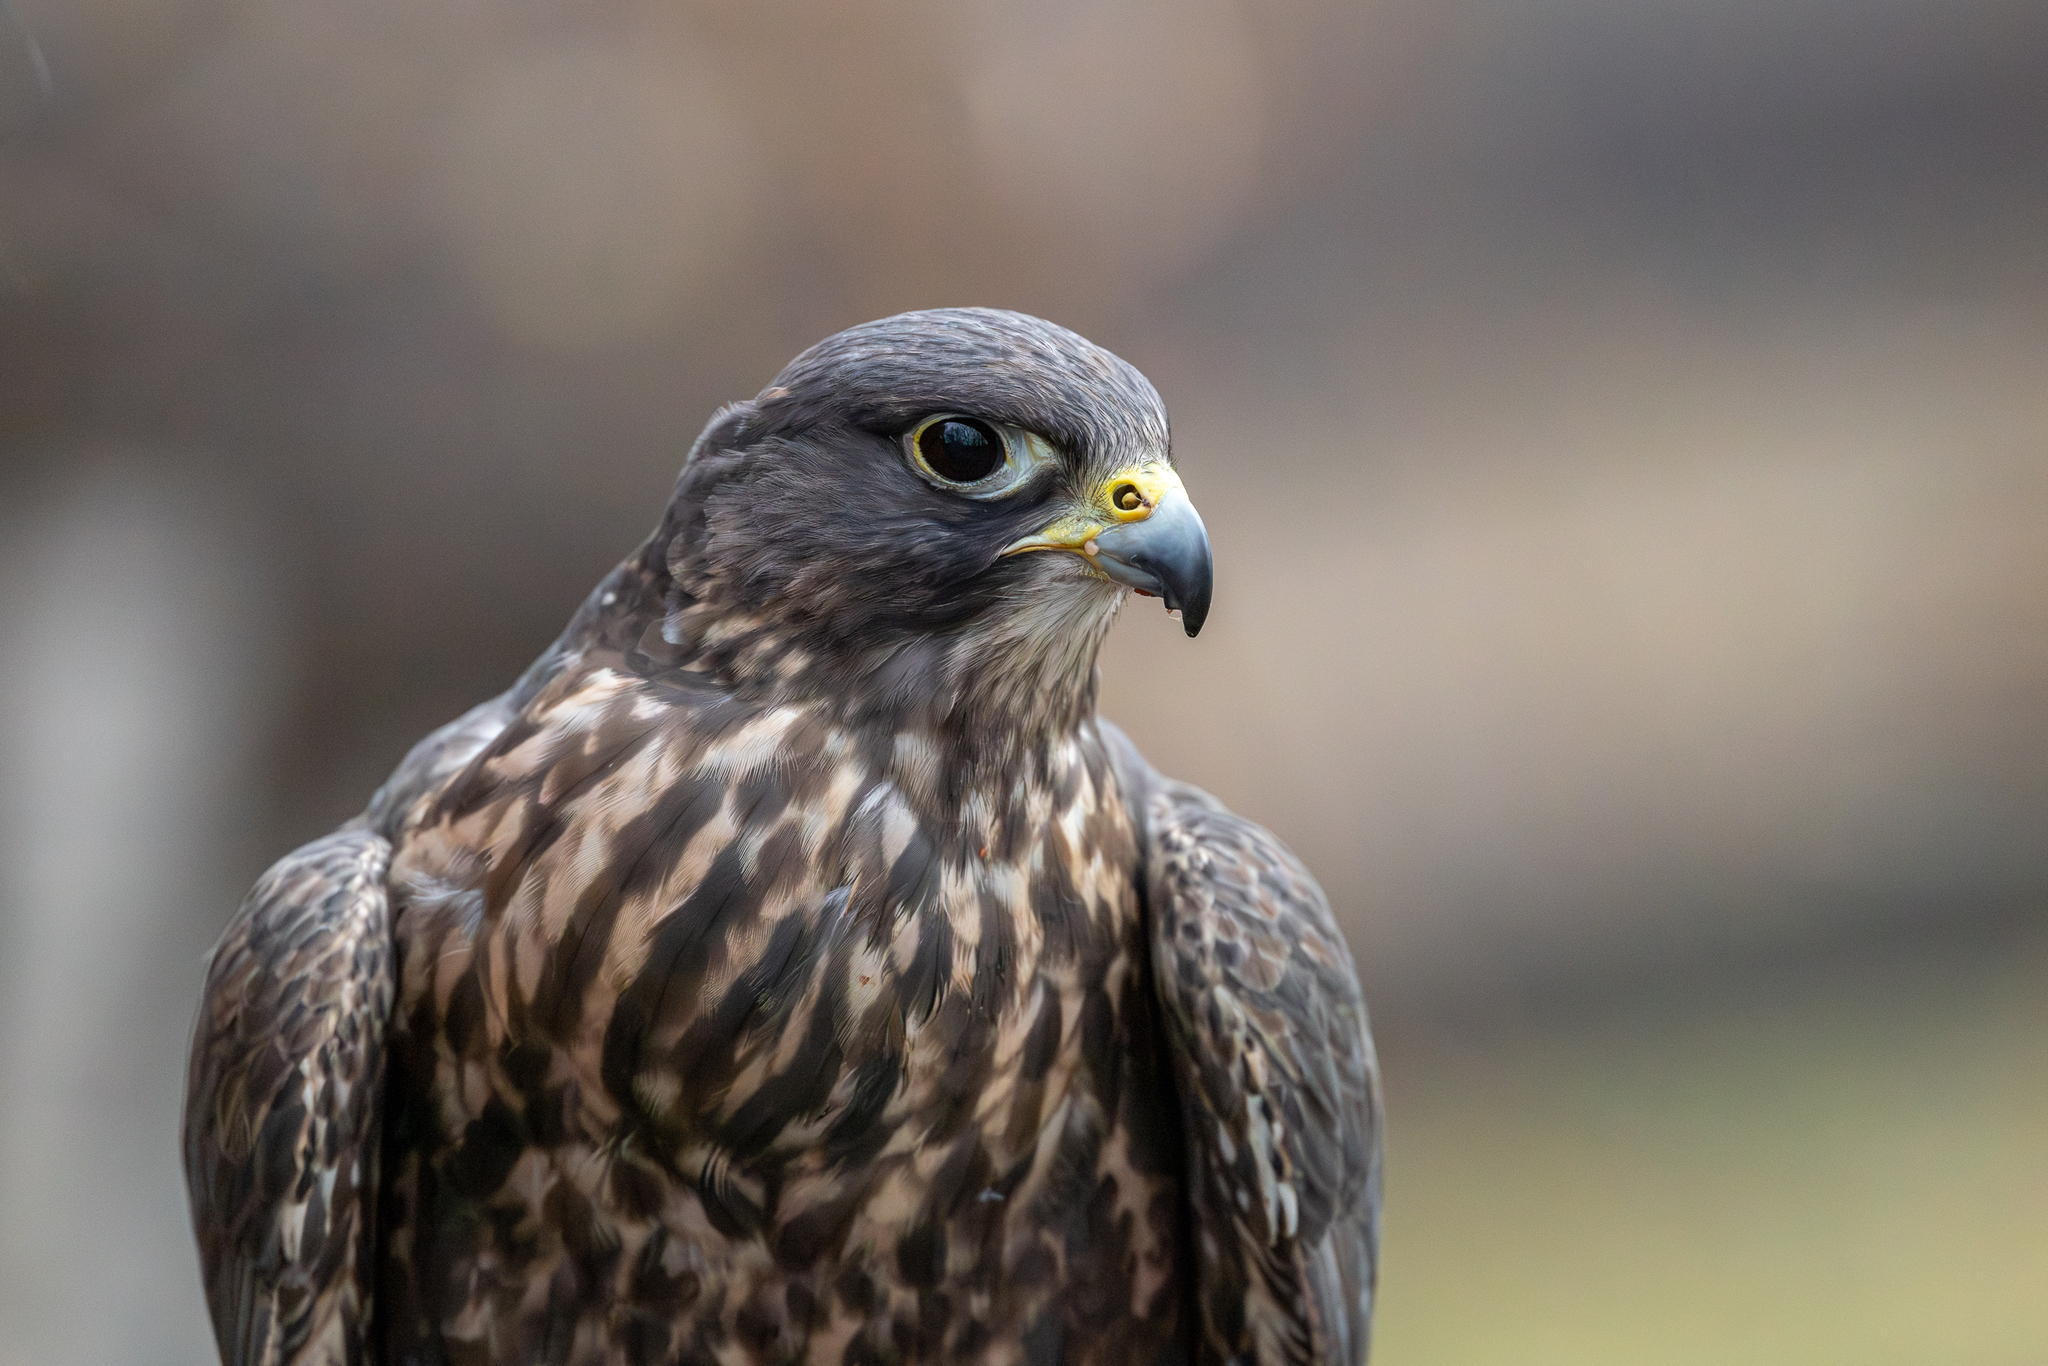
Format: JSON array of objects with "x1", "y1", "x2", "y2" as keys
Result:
[{"x1": 184, "y1": 308, "x2": 1382, "y2": 1366}]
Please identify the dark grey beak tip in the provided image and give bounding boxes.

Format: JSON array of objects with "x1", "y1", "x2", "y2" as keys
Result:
[{"x1": 1169, "y1": 567, "x2": 1211, "y2": 637}]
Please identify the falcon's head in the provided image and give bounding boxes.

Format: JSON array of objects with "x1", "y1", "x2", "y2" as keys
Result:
[{"x1": 640, "y1": 309, "x2": 1212, "y2": 734}]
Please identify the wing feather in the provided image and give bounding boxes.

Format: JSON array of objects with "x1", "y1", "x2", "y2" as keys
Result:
[
  {"x1": 183, "y1": 826, "x2": 394, "y2": 1366},
  {"x1": 1108, "y1": 727, "x2": 1382, "y2": 1366}
]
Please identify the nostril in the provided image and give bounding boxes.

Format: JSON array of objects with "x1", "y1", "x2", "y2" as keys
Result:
[{"x1": 1113, "y1": 483, "x2": 1143, "y2": 512}]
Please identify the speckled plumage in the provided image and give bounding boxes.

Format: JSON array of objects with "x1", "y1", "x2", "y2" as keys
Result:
[{"x1": 184, "y1": 309, "x2": 1381, "y2": 1366}]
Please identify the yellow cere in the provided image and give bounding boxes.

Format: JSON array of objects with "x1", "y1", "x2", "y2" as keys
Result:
[
  {"x1": 1001, "y1": 463, "x2": 1184, "y2": 557},
  {"x1": 1104, "y1": 464, "x2": 1177, "y2": 522}
]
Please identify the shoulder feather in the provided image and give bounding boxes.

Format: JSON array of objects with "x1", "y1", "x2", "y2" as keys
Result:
[
  {"x1": 1104, "y1": 722, "x2": 1382, "y2": 1365},
  {"x1": 183, "y1": 826, "x2": 394, "y2": 1366}
]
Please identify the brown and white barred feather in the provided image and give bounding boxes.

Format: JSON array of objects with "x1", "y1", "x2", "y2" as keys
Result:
[
  {"x1": 183, "y1": 827, "x2": 395, "y2": 1366},
  {"x1": 1138, "y1": 775, "x2": 1382, "y2": 1366}
]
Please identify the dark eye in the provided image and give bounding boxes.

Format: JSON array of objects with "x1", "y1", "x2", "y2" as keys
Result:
[{"x1": 915, "y1": 417, "x2": 1007, "y2": 484}]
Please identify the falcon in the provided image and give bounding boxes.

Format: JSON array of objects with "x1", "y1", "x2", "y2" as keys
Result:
[{"x1": 184, "y1": 308, "x2": 1382, "y2": 1366}]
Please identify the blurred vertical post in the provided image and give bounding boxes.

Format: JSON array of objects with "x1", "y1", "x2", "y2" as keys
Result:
[{"x1": 0, "y1": 458, "x2": 279, "y2": 1366}]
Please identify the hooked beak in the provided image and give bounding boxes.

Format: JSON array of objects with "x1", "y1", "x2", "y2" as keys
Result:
[{"x1": 1001, "y1": 462, "x2": 1214, "y2": 637}]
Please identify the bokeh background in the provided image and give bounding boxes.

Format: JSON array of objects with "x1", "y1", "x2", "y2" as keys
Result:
[{"x1": 2, "y1": 0, "x2": 2046, "y2": 1361}]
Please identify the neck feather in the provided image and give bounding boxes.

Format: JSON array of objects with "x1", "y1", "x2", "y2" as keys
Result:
[{"x1": 552, "y1": 535, "x2": 1125, "y2": 784}]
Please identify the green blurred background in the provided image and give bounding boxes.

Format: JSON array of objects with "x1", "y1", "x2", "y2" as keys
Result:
[{"x1": 1, "y1": 0, "x2": 2044, "y2": 1361}]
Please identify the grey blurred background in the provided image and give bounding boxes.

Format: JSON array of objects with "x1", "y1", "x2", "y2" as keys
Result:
[{"x1": 2, "y1": 0, "x2": 2045, "y2": 1361}]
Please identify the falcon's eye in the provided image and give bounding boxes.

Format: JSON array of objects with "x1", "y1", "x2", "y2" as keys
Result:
[
  {"x1": 915, "y1": 417, "x2": 1006, "y2": 484},
  {"x1": 903, "y1": 414, "x2": 1055, "y2": 497}
]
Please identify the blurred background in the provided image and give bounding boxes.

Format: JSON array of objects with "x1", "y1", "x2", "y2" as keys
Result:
[{"x1": 2, "y1": 0, "x2": 2045, "y2": 1361}]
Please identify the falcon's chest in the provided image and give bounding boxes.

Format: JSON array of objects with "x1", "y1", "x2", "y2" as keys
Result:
[
  {"x1": 379, "y1": 672, "x2": 1189, "y2": 1362},
  {"x1": 388, "y1": 668, "x2": 1150, "y2": 1174}
]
